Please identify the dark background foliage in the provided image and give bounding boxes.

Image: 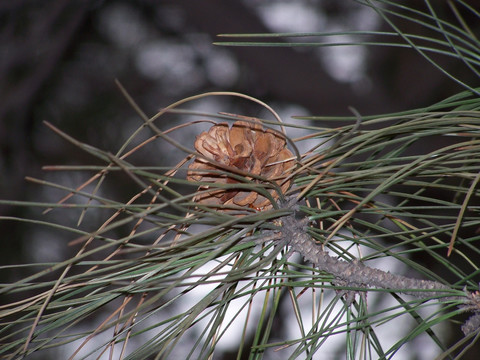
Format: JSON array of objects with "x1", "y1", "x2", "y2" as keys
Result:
[{"x1": 1, "y1": 1, "x2": 478, "y2": 359}]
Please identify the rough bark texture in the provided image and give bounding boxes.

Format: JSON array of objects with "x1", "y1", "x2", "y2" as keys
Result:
[{"x1": 273, "y1": 210, "x2": 479, "y2": 335}]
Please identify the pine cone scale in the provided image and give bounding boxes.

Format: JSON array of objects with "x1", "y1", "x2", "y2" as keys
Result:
[{"x1": 187, "y1": 119, "x2": 294, "y2": 211}]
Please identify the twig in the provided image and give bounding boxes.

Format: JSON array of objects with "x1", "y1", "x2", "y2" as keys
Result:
[{"x1": 270, "y1": 207, "x2": 480, "y2": 335}]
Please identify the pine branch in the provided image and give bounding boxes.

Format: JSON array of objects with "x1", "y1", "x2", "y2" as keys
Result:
[{"x1": 266, "y1": 201, "x2": 480, "y2": 336}]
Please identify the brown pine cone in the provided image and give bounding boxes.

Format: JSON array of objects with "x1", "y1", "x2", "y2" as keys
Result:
[{"x1": 187, "y1": 120, "x2": 294, "y2": 211}]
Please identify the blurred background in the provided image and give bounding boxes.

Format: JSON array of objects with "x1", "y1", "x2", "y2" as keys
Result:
[{"x1": 1, "y1": 1, "x2": 478, "y2": 359}]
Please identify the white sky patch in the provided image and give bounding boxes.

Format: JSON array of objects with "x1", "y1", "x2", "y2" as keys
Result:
[
  {"x1": 352, "y1": 3, "x2": 383, "y2": 31},
  {"x1": 318, "y1": 40, "x2": 367, "y2": 83},
  {"x1": 96, "y1": 3, "x2": 149, "y2": 49},
  {"x1": 174, "y1": 247, "x2": 282, "y2": 351},
  {"x1": 58, "y1": 327, "x2": 125, "y2": 359},
  {"x1": 142, "y1": 96, "x2": 234, "y2": 165},
  {"x1": 134, "y1": 41, "x2": 203, "y2": 90},
  {"x1": 250, "y1": 1, "x2": 379, "y2": 86},
  {"x1": 188, "y1": 33, "x2": 240, "y2": 88},
  {"x1": 28, "y1": 230, "x2": 66, "y2": 263},
  {"x1": 320, "y1": 231, "x2": 445, "y2": 359},
  {"x1": 254, "y1": 2, "x2": 325, "y2": 33},
  {"x1": 205, "y1": 49, "x2": 239, "y2": 88},
  {"x1": 255, "y1": 102, "x2": 327, "y2": 157}
]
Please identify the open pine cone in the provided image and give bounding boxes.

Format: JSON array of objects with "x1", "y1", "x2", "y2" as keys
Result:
[{"x1": 187, "y1": 120, "x2": 294, "y2": 211}]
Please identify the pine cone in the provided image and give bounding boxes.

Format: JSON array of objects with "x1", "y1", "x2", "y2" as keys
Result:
[{"x1": 187, "y1": 120, "x2": 294, "y2": 211}]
